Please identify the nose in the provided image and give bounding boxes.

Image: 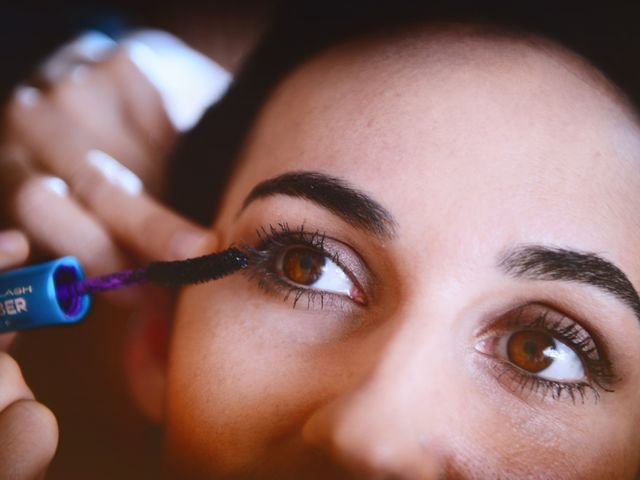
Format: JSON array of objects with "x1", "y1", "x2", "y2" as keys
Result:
[
  {"x1": 303, "y1": 392, "x2": 444, "y2": 479},
  {"x1": 302, "y1": 323, "x2": 454, "y2": 479}
]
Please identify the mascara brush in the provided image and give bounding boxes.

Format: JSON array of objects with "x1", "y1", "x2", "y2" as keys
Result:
[{"x1": 0, "y1": 248, "x2": 249, "y2": 333}]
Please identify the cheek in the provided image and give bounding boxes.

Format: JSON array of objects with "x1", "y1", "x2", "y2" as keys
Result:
[
  {"x1": 162, "y1": 280, "x2": 640, "y2": 477},
  {"x1": 163, "y1": 280, "x2": 358, "y2": 471},
  {"x1": 457, "y1": 373, "x2": 640, "y2": 477},
  {"x1": 563, "y1": 404, "x2": 640, "y2": 476}
]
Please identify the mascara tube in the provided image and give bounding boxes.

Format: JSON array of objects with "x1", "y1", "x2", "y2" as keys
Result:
[
  {"x1": 0, "y1": 257, "x2": 90, "y2": 333},
  {"x1": 0, "y1": 248, "x2": 248, "y2": 334}
]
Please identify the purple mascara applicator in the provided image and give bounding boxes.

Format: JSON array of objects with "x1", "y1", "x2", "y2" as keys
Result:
[{"x1": 0, "y1": 248, "x2": 249, "y2": 333}]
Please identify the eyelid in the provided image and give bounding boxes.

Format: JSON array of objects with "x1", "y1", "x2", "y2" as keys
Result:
[
  {"x1": 257, "y1": 224, "x2": 374, "y2": 289},
  {"x1": 475, "y1": 303, "x2": 617, "y2": 391},
  {"x1": 245, "y1": 223, "x2": 375, "y2": 310},
  {"x1": 475, "y1": 284, "x2": 634, "y2": 361},
  {"x1": 476, "y1": 304, "x2": 596, "y2": 356},
  {"x1": 319, "y1": 236, "x2": 374, "y2": 295}
]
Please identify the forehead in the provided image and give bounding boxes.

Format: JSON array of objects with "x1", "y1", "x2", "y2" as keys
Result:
[{"x1": 224, "y1": 27, "x2": 640, "y2": 272}]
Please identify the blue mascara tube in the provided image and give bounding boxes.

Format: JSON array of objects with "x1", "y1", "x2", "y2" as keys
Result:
[
  {"x1": 0, "y1": 257, "x2": 91, "y2": 333},
  {"x1": 0, "y1": 248, "x2": 248, "y2": 334}
]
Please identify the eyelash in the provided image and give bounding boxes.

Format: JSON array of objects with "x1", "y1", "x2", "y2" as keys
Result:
[
  {"x1": 243, "y1": 223, "x2": 354, "y2": 309},
  {"x1": 241, "y1": 224, "x2": 617, "y2": 404},
  {"x1": 489, "y1": 306, "x2": 617, "y2": 404}
]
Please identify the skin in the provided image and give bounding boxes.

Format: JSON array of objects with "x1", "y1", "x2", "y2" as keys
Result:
[
  {"x1": 0, "y1": 47, "x2": 209, "y2": 277},
  {"x1": 0, "y1": 37, "x2": 215, "y2": 479},
  {"x1": 164, "y1": 26, "x2": 640, "y2": 478},
  {"x1": 0, "y1": 12, "x2": 269, "y2": 477}
]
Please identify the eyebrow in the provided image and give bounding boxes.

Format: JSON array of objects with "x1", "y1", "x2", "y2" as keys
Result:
[
  {"x1": 240, "y1": 171, "x2": 397, "y2": 238},
  {"x1": 499, "y1": 245, "x2": 640, "y2": 320}
]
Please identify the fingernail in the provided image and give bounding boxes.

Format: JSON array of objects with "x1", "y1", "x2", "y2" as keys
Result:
[
  {"x1": 87, "y1": 149, "x2": 144, "y2": 196},
  {"x1": 66, "y1": 30, "x2": 117, "y2": 61},
  {"x1": 123, "y1": 29, "x2": 232, "y2": 131},
  {"x1": 39, "y1": 30, "x2": 117, "y2": 83},
  {"x1": 42, "y1": 176, "x2": 70, "y2": 197},
  {"x1": 14, "y1": 85, "x2": 41, "y2": 107},
  {"x1": 170, "y1": 230, "x2": 209, "y2": 260},
  {"x1": 0, "y1": 231, "x2": 27, "y2": 269}
]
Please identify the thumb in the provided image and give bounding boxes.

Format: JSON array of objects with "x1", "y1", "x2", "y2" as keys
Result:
[{"x1": 0, "y1": 400, "x2": 58, "y2": 480}]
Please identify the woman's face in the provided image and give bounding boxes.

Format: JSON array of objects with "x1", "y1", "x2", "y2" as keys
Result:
[{"x1": 164, "y1": 30, "x2": 640, "y2": 478}]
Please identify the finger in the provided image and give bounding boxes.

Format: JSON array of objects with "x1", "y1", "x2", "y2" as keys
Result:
[
  {"x1": 0, "y1": 230, "x2": 29, "y2": 270},
  {"x1": 44, "y1": 48, "x2": 172, "y2": 194},
  {"x1": 82, "y1": 150, "x2": 211, "y2": 261},
  {"x1": 0, "y1": 142, "x2": 129, "y2": 275},
  {"x1": 37, "y1": 30, "x2": 116, "y2": 85},
  {"x1": 45, "y1": 71, "x2": 161, "y2": 193},
  {"x1": 0, "y1": 352, "x2": 34, "y2": 412},
  {"x1": 102, "y1": 46, "x2": 177, "y2": 159},
  {"x1": 11, "y1": 173, "x2": 129, "y2": 275},
  {"x1": 0, "y1": 400, "x2": 58, "y2": 480},
  {"x1": 8, "y1": 90, "x2": 209, "y2": 262}
]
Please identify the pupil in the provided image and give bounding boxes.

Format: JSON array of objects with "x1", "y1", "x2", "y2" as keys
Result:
[
  {"x1": 523, "y1": 340, "x2": 539, "y2": 357},
  {"x1": 282, "y1": 247, "x2": 325, "y2": 286},
  {"x1": 507, "y1": 330, "x2": 554, "y2": 373},
  {"x1": 299, "y1": 255, "x2": 314, "y2": 270}
]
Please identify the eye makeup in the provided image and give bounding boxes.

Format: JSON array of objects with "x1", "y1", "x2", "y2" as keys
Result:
[
  {"x1": 475, "y1": 303, "x2": 617, "y2": 404},
  {"x1": 242, "y1": 223, "x2": 370, "y2": 311},
  {"x1": 225, "y1": 190, "x2": 632, "y2": 409},
  {"x1": 236, "y1": 219, "x2": 622, "y2": 404}
]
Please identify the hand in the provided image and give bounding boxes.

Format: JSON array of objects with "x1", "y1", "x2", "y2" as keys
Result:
[
  {"x1": 0, "y1": 31, "x2": 227, "y2": 277},
  {"x1": 0, "y1": 229, "x2": 58, "y2": 479}
]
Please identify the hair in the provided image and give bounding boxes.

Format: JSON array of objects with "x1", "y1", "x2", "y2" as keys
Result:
[{"x1": 168, "y1": 0, "x2": 640, "y2": 225}]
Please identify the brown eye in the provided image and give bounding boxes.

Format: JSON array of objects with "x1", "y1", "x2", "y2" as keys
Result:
[
  {"x1": 507, "y1": 330, "x2": 554, "y2": 373},
  {"x1": 282, "y1": 247, "x2": 326, "y2": 286}
]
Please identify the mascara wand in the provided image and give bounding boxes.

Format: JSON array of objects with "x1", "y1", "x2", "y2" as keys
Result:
[
  {"x1": 59, "y1": 247, "x2": 249, "y2": 297},
  {"x1": 0, "y1": 248, "x2": 249, "y2": 333}
]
